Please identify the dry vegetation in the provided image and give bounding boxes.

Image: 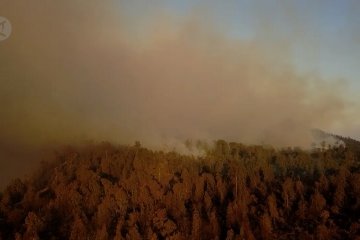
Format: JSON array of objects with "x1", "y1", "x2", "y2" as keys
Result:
[{"x1": 1, "y1": 139, "x2": 360, "y2": 239}]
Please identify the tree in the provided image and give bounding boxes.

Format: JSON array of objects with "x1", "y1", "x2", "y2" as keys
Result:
[
  {"x1": 310, "y1": 191, "x2": 326, "y2": 216},
  {"x1": 69, "y1": 215, "x2": 88, "y2": 240},
  {"x1": 191, "y1": 208, "x2": 201, "y2": 240},
  {"x1": 260, "y1": 212, "x2": 272, "y2": 240}
]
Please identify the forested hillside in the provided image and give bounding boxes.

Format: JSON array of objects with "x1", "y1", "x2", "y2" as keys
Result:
[{"x1": 1, "y1": 140, "x2": 360, "y2": 239}]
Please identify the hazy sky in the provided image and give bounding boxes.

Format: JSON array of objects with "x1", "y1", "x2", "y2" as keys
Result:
[
  {"x1": 0, "y1": 0, "x2": 359, "y2": 187},
  {"x1": 122, "y1": 0, "x2": 360, "y2": 89}
]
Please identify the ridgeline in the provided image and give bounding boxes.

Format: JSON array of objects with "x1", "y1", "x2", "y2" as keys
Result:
[{"x1": 1, "y1": 139, "x2": 360, "y2": 239}]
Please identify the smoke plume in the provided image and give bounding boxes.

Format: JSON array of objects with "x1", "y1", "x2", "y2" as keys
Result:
[{"x1": 0, "y1": 1, "x2": 356, "y2": 187}]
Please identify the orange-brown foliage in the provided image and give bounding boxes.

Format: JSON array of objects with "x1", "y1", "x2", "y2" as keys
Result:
[{"x1": 0, "y1": 141, "x2": 360, "y2": 239}]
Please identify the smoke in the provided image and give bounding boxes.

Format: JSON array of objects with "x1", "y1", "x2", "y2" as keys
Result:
[{"x1": 0, "y1": 1, "x2": 357, "y2": 186}]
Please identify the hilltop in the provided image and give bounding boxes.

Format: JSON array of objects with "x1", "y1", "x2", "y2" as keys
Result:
[{"x1": 1, "y1": 140, "x2": 360, "y2": 239}]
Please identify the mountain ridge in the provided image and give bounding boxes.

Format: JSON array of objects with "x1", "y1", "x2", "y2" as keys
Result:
[{"x1": 1, "y1": 138, "x2": 360, "y2": 239}]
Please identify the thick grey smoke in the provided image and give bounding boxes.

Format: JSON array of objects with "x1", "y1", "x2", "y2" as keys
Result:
[{"x1": 0, "y1": 1, "x2": 356, "y2": 187}]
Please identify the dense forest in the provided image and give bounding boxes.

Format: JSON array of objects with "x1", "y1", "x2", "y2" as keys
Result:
[{"x1": 1, "y1": 138, "x2": 360, "y2": 240}]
